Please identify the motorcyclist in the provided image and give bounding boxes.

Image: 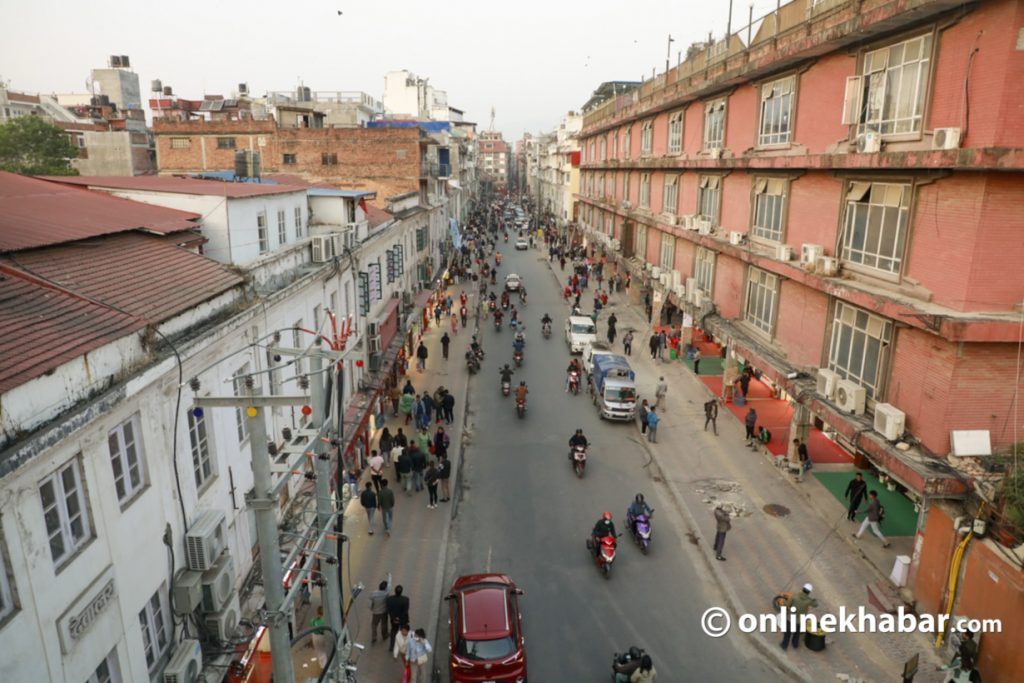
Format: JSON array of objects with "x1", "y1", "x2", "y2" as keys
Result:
[
  {"x1": 541, "y1": 313, "x2": 552, "y2": 329},
  {"x1": 613, "y1": 647, "x2": 644, "y2": 683},
  {"x1": 493, "y1": 308, "x2": 503, "y2": 326},
  {"x1": 519, "y1": 286, "x2": 528, "y2": 303},
  {"x1": 591, "y1": 512, "x2": 617, "y2": 557},
  {"x1": 495, "y1": 252, "x2": 502, "y2": 266},
  {"x1": 470, "y1": 335, "x2": 483, "y2": 356},
  {"x1": 490, "y1": 270, "x2": 496, "y2": 285},
  {"x1": 510, "y1": 305, "x2": 518, "y2": 324},
  {"x1": 514, "y1": 381, "x2": 528, "y2": 403},
  {"x1": 566, "y1": 358, "x2": 582, "y2": 391},
  {"x1": 513, "y1": 337, "x2": 525, "y2": 356},
  {"x1": 627, "y1": 493, "x2": 654, "y2": 533},
  {"x1": 499, "y1": 364, "x2": 514, "y2": 385},
  {"x1": 513, "y1": 328, "x2": 526, "y2": 346},
  {"x1": 569, "y1": 428, "x2": 589, "y2": 450}
]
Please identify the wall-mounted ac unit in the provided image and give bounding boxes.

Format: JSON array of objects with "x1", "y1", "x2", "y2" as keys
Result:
[
  {"x1": 662, "y1": 214, "x2": 678, "y2": 226},
  {"x1": 873, "y1": 402, "x2": 906, "y2": 441},
  {"x1": 163, "y1": 639, "x2": 202, "y2": 683},
  {"x1": 311, "y1": 235, "x2": 333, "y2": 263},
  {"x1": 185, "y1": 509, "x2": 226, "y2": 572},
  {"x1": 835, "y1": 379, "x2": 866, "y2": 414},
  {"x1": 201, "y1": 552, "x2": 235, "y2": 613},
  {"x1": 816, "y1": 368, "x2": 840, "y2": 399},
  {"x1": 610, "y1": 239, "x2": 621, "y2": 251},
  {"x1": 621, "y1": 200, "x2": 632, "y2": 210},
  {"x1": 728, "y1": 231, "x2": 744, "y2": 246},
  {"x1": 932, "y1": 127, "x2": 961, "y2": 151},
  {"x1": 671, "y1": 270, "x2": 682, "y2": 288},
  {"x1": 172, "y1": 570, "x2": 203, "y2": 614},
  {"x1": 681, "y1": 215, "x2": 696, "y2": 231},
  {"x1": 685, "y1": 277, "x2": 697, "y2": 301},
  {"x1": 697, "y1": 220, "x2": 713, "y2": 235},
  {"x1": 817, "y1": 255, "x2": 840, "y2": 276},
  {"x1": 330, "y1": 233, "x2": 344, "y2": 255},
  {"x1": 776, "y1": 244, "x2": 793, "y2": 261},
  {"x1": 801, "y1": 244, "x2": 824, "y2": 267},
  {"x1": 367, "y1": 322, "x2": 380, "y2": 338},
  {"x1": 692, "y1": 289, "x2": 706, "y2": 307},
  {"x1": 659, "y1": 272, "x2": 671, "y2": 287},
  {"x1": 368, "y1": 335, "x2": 382, "y2": 353},
  {"x1": 856, "y1": 132, "x2": 882, "y2": 154},
  {"x1": 204, "y1": 591, "x2": 240, "y2": 641},
  {"x1": 650, "y1": 266, "x2": 662, "y2": 280},
  {"x1": 674, "y1": 283, "x2": 687, "y2": 300},
  {"x1": 343, "y1": 229, "x2": 357, "y2": 250}
]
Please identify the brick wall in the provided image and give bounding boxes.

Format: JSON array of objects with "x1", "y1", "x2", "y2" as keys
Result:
[
  {"x1": 773, "y1": 280, "x2": 829, "y2": 367},
  {"x1": 945, "y1": 342, "x2": 1023, "y2": 451},
  {"x1": 720, "y1": 172, "x2": 752, "y2": 235},
  {"x1": 791, "y1": 51, "x2": 852, "y2": 154},
  {"x1": 971, "y1": 174, "x2": 1024, "y2": 310},
  {"x1": 714, "y1": 253, "x2": 745, "y2": 320},
  {"x1": 887, "y1": 327, "x2": 958, "y2": 453},
  {"x1": 786, "y1": 172, "x2": 843, "y2": 254},
  {"x1": 724, "y1": 80, "x2": 756, "y2": 154}
]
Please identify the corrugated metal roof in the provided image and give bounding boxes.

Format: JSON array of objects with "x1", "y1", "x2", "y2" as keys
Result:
[
  {"x1": 307, "y1": 187, "x2": 377, "y2": 199},
  {"x1": 41, "y1": 174, "x2": 308, "y2": 198},
  {"x1": 0, "y1": 172, "x2": 201, "y2": 253}
]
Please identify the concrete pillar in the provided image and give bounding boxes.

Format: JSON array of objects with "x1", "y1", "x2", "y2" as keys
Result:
[{"x1": 788, "y1": 402, "x2": 813, "y2": 478}]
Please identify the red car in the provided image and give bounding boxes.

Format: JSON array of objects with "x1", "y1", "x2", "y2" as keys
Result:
[{"x1": 447, "y1": 573, "x2": 527, "y2": 683}]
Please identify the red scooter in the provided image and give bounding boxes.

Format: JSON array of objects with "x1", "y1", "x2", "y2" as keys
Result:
[
  {"x1": 568, "y1": 370, "x2": 580, "y2": 395},
  {"x1": 570, "y1": 445, "x2": 587, "y2": 478},
  {"x1": 586, "y1": 534, "x2": 620, "y2": 579}
]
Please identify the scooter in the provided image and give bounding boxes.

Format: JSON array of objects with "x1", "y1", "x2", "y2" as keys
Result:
[
  {"x1": 513, "y1": 350, "x2": 523, "y2": 367},
  {"x1": 501, "y1": 380, "x2": 511, "y2": 397},
  {"x1": 568, "y1": 370, "x2": 580, "y2": 395},
  {"x1": 465, "y1": 353, "x2": 480, "y2": 374},
  {"x1": 628, "y1": 511, "x2": 654, "y2": 555},
  {"x1": 494, "y1": 317, "x2": 503, "y2": 331},
  {"x1": 586, "y1": 534, "x2": 621, "y2": 579},
  {"x1": 472, "y1": 345, "x2": 485, "y2": 361},
  {"x1": 542, "y1": 322, "x2": 552, "y2": 338},
  {"x1": 570, "y1": 445, "x2": 587, "y2": 478},
  {"x1": 611, "y1": 650, "x2": 647, "y2": 683},
  {"x1": 516, "y1": 396, "x2": 526, "y2": 419}
]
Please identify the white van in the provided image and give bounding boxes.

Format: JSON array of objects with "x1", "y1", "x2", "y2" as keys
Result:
[{"x1": 565, "y1": 315, "x2": 597, "y2": 354}]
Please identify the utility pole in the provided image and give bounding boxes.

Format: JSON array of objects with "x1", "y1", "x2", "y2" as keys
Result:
[{"x1": 665, "y1": 34, "x2": 674, "y2": 74}]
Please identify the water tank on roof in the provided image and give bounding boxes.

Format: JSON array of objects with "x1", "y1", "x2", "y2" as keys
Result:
[
  {"x1": 151, "y1": 80, "x2": 163, "y2": 93},
  {"x1": 235, "y1": 151, "x2": 261, "y2": 180},
  {"x1": 121, "y1": 55, "x2": 130, "y2": 68},
  {"x1": 163, "y1": 86, "x2": 173, "y2": 96},
  {"x1": 98, "y1": 95, "x2": 110, "y2": 106},
  {"x1": 298, "y1": 86, "x2": 312, "y2": 102},
  {"x1": 238, "y1": 83, "x2": 249, "y2": 95}
]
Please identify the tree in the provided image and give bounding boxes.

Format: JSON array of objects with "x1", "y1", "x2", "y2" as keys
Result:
[{"x1": 0, "y1": 115, "x2": 79, "y2": 176}]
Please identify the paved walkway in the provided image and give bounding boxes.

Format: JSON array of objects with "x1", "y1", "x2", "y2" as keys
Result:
[{"x1": 545, "y1": 255, "x2": 945, "y2": 683}]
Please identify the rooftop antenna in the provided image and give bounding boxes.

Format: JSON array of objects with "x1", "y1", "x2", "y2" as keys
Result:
[{"x1": 489, "y1": 105, "x2": 495, "y2": 132}]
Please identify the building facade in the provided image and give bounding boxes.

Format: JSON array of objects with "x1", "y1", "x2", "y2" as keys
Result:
[{"x1": 477, "y1": 131, "x2": 510, "y2": 190}]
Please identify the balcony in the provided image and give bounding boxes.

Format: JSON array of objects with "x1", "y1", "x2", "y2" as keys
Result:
[{"x1": 438, "y1": 163, "x2": 452, "y2": 178}]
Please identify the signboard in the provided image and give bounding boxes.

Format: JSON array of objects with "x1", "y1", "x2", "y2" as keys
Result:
[
  {"x1": 395, "y1": 244, "x2": 405, "y2": 274},
  {"x1": 58, "y1": 566, "x2": 120, "y2": 654},
  {"x1": 386, "y1": 249, "x2": 396, "y2": 284},
  {"x1": 449, "y1": 217, "x2": 462, "y2": 249},
  {"x1": 358, "y1": 272, "x2": 370, "y2": 315},
  {"x1": 367, "y1": 262, "x2": 382, "y2": 302}
]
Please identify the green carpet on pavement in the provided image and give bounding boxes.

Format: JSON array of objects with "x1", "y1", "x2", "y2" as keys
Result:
[
  {"x1": 680, "y1": 354, "x2": 724, "y2": 376},
  {"x1": 813, "y1": 472, "x2": 918, "y2": 537}
]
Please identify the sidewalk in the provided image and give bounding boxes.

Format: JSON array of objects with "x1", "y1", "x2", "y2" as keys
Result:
[{"x1": 545, "y1": 258, "x2": 945, "y2": 682}]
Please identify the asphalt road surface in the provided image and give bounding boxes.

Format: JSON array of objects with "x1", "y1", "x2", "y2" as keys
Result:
[{"x1": 441, "y1": 240, "x2": 779, "y2": 681}]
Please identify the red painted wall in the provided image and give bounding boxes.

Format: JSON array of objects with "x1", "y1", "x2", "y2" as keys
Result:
[
  {"x1": 792, "y1": 52, "x2": 852, "y2": 154},
  {"x1": 945, "y1": 343, "x2": 1024, "y2": 452},
  {"x1": 724, "y1": 84, "x2": 756, "y2": 154},
  {"x1": 773, "y1": 281, "x2": 829, "y2": 367},
  {"x1": 911, "y1": 505, "x2": 957, "y2": 617},
  {"x1": 887, "y1": 328, "x2": 957, "y2": 453},
  {"x1": 715, "y1": 254, "x2": 745, "y2": 319},
  {"x1": 720, "y1": 173, "x2": 752, "y2": 234}
]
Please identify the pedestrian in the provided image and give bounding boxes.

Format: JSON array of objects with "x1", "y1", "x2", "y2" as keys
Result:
[
  {"x1": 399, "y1": 391, "x2": 415, "y2": 426},
  {"x1": 433, "y1": 426, "x2": 450, "y2": 459},
  {"x1": 402, "y1": 379, "x2": 416, "y2": 395},
  {"x1": 440, "y1": 332, "x2": 451, "y2": 360},
  {"x1": 386, "y1": 585, "x2": 411, "y2": 651},
  {"x1": 608, "y1": 324, "x2": 617, "y2": 344},
  {"x1": 460, "y1": 305, "x2": 468, "y2": 328},
  {"x1": 451, "y1": 313, "x2": 459, "y2": 335},
  {"x1": 794, "y1": 438, "x2": 812, "y2": 477},
  {"x1": 623, "y1": 330, "x2": 633, "y2": 356},
  {"x1": 737, "y1": 368, "x2": 752, "y2": 398},
  {"x1": 392, "y1": 624, "x2": 412, "y2": 681},
  {"x1": 420, "y1": 392, "x2": 434, "y2": 428},
  {"x1": 379, "y1": 428, "x2": 394, "y2": 465},
  {"x1": 445, "y1": 295, "x2": 453, "y2": 315},
  {"x1": 654, "y1": 377, "x2": 668, "y2": 409},
  {"x1": 744, "y1": 407, "x2": 758, "y2": 446},
  {"x1": 433, "y1": 305, "x2": 442, "y2": 326},
  {"x1": 844, "y1": 472, "x2": 867, "y2": 520},
  {"x1": 658, "y1": 331, "x2": 668, "y2": 360},
  {"x1": 442, "y1": 390, "x2": 455, "y2": 424},
  {"x1": 410, "y1": 443, "x2": 427, "y2": 492},
  {"x1": 437, "y1": 453, "x2": 452, "y2": 502},
  {"x1": 395, "y1": 449, "x2": 412, "y2": 493},
  {"x1": 368, "y1": 449, "x2": 385, "y2": 492},
  {"x1": 416, "y1": 341, "x2": 429, "y2": 372},
  {"x1": 713, "y1": 505, "x2": 731, "y2": 561},
  {"x1": 425, "y1": 461, "x2": 439, "y2": 509},
  {"x1": 416, "y1": 427, "x2": 431, "y2": 455},
  {"x1": 406, "y1": 628, "x2": 433, "y2": 683},
  {"x1": 625, "y1": 273, "x2": 631, "y2": 291},
  {"x1": 693, "y1": 347, "x2": 702, "y2": 375},
  {"x1": 394, "y1": 427, "x2": 408, "y2": 449},
  {"x1": 853, "y1": 491, "x2": 891, "y2": 547},
  {"x1": 703, "y1": 398, "x2": 719, "y2": 435},
  {"x1": 638, "y1": 399, "x2": 650, "y2": 435},
  {"x1": 360, "y1": 482, "x2": 378, "y2": 534},
  {"x1": 646, "y1": 407, "x2": 660, "y2": 443},
  {"x1": 648, "y1": 333, "x2": 660, "y2": 360},
  {"x1": 780, "y1": 584, "x2": 818, "y2": 650},
  {"x1": 389, "y1": 384, "x2": 401, "y2": 416},
  {"x1": 368, "y1": 573, "x2": 392, "y2": 644}
]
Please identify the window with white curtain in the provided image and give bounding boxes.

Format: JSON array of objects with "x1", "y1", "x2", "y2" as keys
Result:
[
  {"x1": 639, "y1": 173, "x2": 651, "y2": 209},
  {"x1": 659, "y1": 234, "x2": 676, "y2": 271},
  {"x1": 695, "y1": 247, "x2": 715, "y2": 294},
  {"x1": 697, "y1": 175, "x2": 721, "y2": 225},
  {"x1": 667, "y1": 112, "x2": 684, "y2": 154},
  {"x1": 751, "y1": 178, "x2": 787, "y2": 242},
  {"x1": 744, "y1": 268, "x2": 779, "y2": 335},
  {"x1": 840, "y1": 181, "x2": 910, "y2": 276},
  {"x1": 759, "y1": 76, "x2": 795, "y2": 146},
  {"x1": 641, "y1": 120, "x2": 653, "y2": 155},
  {"x1": 662, "y1": 174, "x2": 679, "y2": 215},
  {"x1": 844, "y1": 34, "x2": 933, "y2": 136},
  {"x1": 703, "y1": 98, "x2": 726, "y2": 150}
]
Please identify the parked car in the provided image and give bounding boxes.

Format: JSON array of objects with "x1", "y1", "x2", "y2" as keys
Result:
[
  {"x1": 505, "y1": 273, "x2": 523, "y2": 291},
  {"x1": 565, "y1": 315, "x2": 597, "y2": 353},
  {"x1": 447, "y1": 574, "x2": 527, "y2": 683}
]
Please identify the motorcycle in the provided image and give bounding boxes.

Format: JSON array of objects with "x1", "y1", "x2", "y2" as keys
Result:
[
  {"x1": 611, "y1": 650, "x2": 647, "y2": 683},
  {"x1": 586, "y1": 534, "x2": 620, "y2": 579},
  {"x1": 513, "y1": 349, "x2": 523, "y2": 367},
  {"x1": 490, "y1": 271, "x2": 496, "y2": 285},
  {"x1": 628, "y1": 511, "x2": 654, "y2": 554},
  {"x1": 494, "y1": 317, "x2": 503, "y2": 331},
  {"x1": 501, "y1": 380, "x2": 511, "y2": 397},
  {"x1": 472, "y1": 345, "x2": 485, "y2": 360},
  {"x1": 542, "y1": 322, "x2": 552, "y2": 338},
  {"x1": 570, "y1": 445, "x2": 587, "y2": 478},
  {"x1": 568, "y1": 370, "x2": 580, "y2": 395},
  {"x1": 465, "y1": 353, "x2": 480, "y2": 374},
  {"x1": 516, "y1": 396, "x2": 526, "y2": 418}
]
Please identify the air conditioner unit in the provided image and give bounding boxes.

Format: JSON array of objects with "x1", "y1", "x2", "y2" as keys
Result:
[
  {"x1": 708, "y1": 147, "x2": 723, "y2": 160},
  {"x1": 697, "y1": 219, "x2": 713, "y2": 235},
  {"x1": 368, "y1": 335, "x2": 382, "y2": 353},
  {"x1": 172, "y1": 570, "x2": 203, "y2": 614},
  {"x1": 311, "y1": 235, "x2": 333, "y2": 263},
  {"x1": 932, "y1": 127, "x2": 961, "y2": 151},
  {"x1": 873, "y1": 402, "x2": 906, "y2": 441},
  {"x1": 204, "y1": 591, "x2": 240, "y2": 641},
  {"x1": 728, "y1": 231, "x2": 744, "y2": 246},
  {"x1": 817, "y1": 255, "x2": 840, "y2": 276},
  {"x1": 692, "y1": 289, "x2": 705, "y2": 307},
  {"x1": 776, "y1": 244, "x2": 793, "y2": 261},
  {"x1": 678, "y1": 215, "x2": 693, "y2": 230},
  {"x1": 835, "y1": 379, "x2": 867, "y2": 415},
  {"x1": 856, "y1": 132, "x2": 882, "y2": 154},
  {"x1": 816, "y1": 368, "x2": 840, "y2": 399},
  {"x1": 367, "y1": 322, "x2": 380, "y2": 338},
  {"x1": 185, "y1": 509, "x2": 226, "y2": 572},
  {"x1": 674, "y1": 283, "x2": 687, "y2": 300},
  {"x1": 685, "y1": 277, "x2": 697, "y2": 301},
  {"x1": 330, "y1": 233, "x2": 344, "y2": 255},
  {"x1": 671, "y1": 270, "x2": 682, "y2": 288},
  {"x1": 343, "y1": 230, "x2": 357, "y2": 250},
  {"x1": 610, "y1": 239, "x2": 621, "y2": 251},
  {"x1": 662, "y1": 214, "x2": 678, "y2": 226},
  {"x1": 659, "y1": 272, "x2": 671, "y2": 287},
  {"x1": 163, "y1": 639, "x2": 202, "y2": 683},
  {"x1": 201, "y1": 552, "x2": 235, "y2": 613},
  {"x1": 801, "y1": 244, "x2": 824, "y2": 267},
  {"x1": 368, "y1": 351, "x2": 382, "y2": 372},
  {"x1": 650, "y1": 266, "x2": 662, "y2": 280},
  {"x1": 621, "y1": 200, "x2": 632, "y2": 210}
]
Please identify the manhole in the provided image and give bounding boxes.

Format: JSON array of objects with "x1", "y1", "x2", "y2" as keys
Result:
[{"x1": 763, "y1": 504, "x2": 791, "y2": 517}]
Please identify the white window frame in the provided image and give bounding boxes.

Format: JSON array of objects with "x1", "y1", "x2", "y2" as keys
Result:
[
  {"x1": 294, "y1": 206, "x2": 303, "y2": 238},
  {"x1": 257, "y1": 212, "x2": 269, "y2": 253},
  {"x1": 233, "y1": 363, "x2": 251, "y2": 444},
  {"x1": 758, "y1": 76, "x2": 795, "y2": 147},
  {"x1": 697, "y1": 175, "x2": 722, "y2": 226},
  {"x1": 108, "y1": 414, "x2": 146, "y2": 506},
  {"x1": 599, "y1": 136, "x2": 607, "y2": 161},
  {"x1": 170, "y1": 137, "x2": 191, "y2": 149},
  {"x1": 86, "y1": 647, "x2": 122, "y2": 683},
  {"x1": 277, "y1": 209, "x2": 287, "y2": 245},
  {"x1": 695, "y1": 246, "x2": 715, "y2": 294},
  {"x1": 662, "y1": 174, "x2": 679, "y2": 216},
  {"x1": 703, "y1": 98, "x2": 727, "y2": 151},
  {"x1": 744, "y1": 267, "x2": 779, "y2": 336},
  {"x1": 843, "y1": 34, "x2": 933, "y2": 137},
  {"x1": 667, "y1": 112, "x2": 684, "y2": 155},
  {"x1": 751, "y1": 177, "x2": 787, "y2": 242},
  {"x1": 640, "y1": 120, "x2": 654, "y2": 156},
  {"x1": 828, "y1": 301, "x2": 893, "y2": 400},
  {"x1": 639, "y1": 173, "x2": 651, "y2": 209},
  {"x1": 40, "y1": 459, "x2": 91, "y2": 568},
  {"x1": 611, "y1": 133, "x2": 618, "y2": 159},
  {"x1": 138, "y1": 589, "x2": 171, "y2": 673},
  {"x1": 659, "y1": 234, "x2": 676, "y2": 271},
  {"x1": 622, "y1": 126, "x2": 632, "y2": 159},
  {"x1": 0, "y1": 527, "x2": 16, "y2": 624},
  {"x1": 187, "y1": 409, "x2": 214, "y2": 491},
  {"x1": 840, "y1": 181, "x2": 910, "y2": 278},
  {"x1": 635, "y1": 224, "x2": 649, "y2": 262}
]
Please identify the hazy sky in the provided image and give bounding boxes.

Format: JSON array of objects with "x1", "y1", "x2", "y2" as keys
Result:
[{"x1": 1, "y1": 0, "x2": 784, "y2": 141}]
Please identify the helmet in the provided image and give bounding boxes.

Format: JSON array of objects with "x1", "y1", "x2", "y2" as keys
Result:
[
  {"x1": 628, "y1": 646, "x2": 641, "y2": 661},
  {"x1": 576, "y1": 428, "x2": 583, "y2": 434},
  {"x1": 503, "y1": 364, "x2": 510, "y2": 369},
  {"x1": 519, "y1": 381, "x2": 526, "y2": 386},
  {"x1": 602, "y1": 511, "x2": 613, "y2": 521},
  {"x1": 635, "y1": 493, "x2": 645, "y2": 504}
]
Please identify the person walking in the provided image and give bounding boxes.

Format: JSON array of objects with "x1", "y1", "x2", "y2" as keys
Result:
[
  {"x1": 853, "y1": 490, "x2": 891, "y2": 547},
  {"x1": 658, "y1": 331, "x2": 668, "y2": 360},
  {"x1": 440, "y1": 332, "x2": 451, "y2": 360},
  {"x1": 646, "y1": 407, "x2": 660, "y2": 443},
  {"x1": 737, "y1": 367, "x2": 752, "y2": 399},
  {"x1": 442, "y1": 389, "x2": 455, "y2": 424},
  {"x1": 395, "y1": 449, "x2": 412, "y2": 494},
  {"x1": 744, "y1": 407, "x2": 758, "y2": 447},
  {"x1": 638, "y1": 399, "x2": 650, "y2": 435},
  {"x1": 425, "y1": 461, "x2": 439, "y2": 509},
  {"x1": 378, "y1": 428, "x2": 394, "y2": 465},
  {"x1": 386, "y1": 585, "x2": 411, "y2": 651},
  {"x1": 392, "y1": 624, "x2": 412, "y2": 681},
  {"x1": 844, "y1": 472, "x2": 868, "y2": 520},
  {"x1": 623, "y1": 330, "x2": 634, "y2": 356},
  {"x1": 389, "y1": 384, "x2": 401, "y2": 416},
  {"x1": 460, "y1": 305, "x2": 468, "y2": 328},
  {"x1": 402, "y1": 379, "x2": 416, "y2": 395},
  {"x1": 416, "y1": 341, "x2": 428, "y2": 372},
  {"x1": 420, "y1": 392, "x2": 435, "y2": 429},
  {"x1": 648, "y1": 333, "x2": 660, "y2": 360},
  {"x1": 394, "y1": 427, "x2": 408, "y2": 449},
  {"x1": 780, "y1": 584, "x2": 819, "y2": 650},
  {"x1": 406, "y1": 628, "x2": 433, "y2": 683},
  {"x1": 433, "y1": 426, "x2": 450, "y2": 459},
  {"x1": 368, "y1": 449, "x2": 385, "y2": 492},
  {"x1": 437, "y1": 453, "x2": 452, "y2": 502},
  {"x1": 409, "y1": 443, "x2": 427, "y2": 492},
  {"x1": 713, "y1": 505, "x2": 731, "y2": 561},
  {"x1": 368, "y1": 573, "x2": 392, "y2": 644},
  {"x1": 793, "y1": 438, "x2": 812, "y2": 478},
  {"x1": 451, "y1": 312, "x2": 459, "y2": 335},
  {"x1": 607, "y1": 313, "x2": 618, "y2": 344},
  {"x1": 416, "y1": 427, "x2": 431, "y2": 455},
  {"x1": 704, "y1": 398, "x2": 719, "y2": 435},
  {"x1": 359, "y1": 482, "x2": 378, "y2": 535},
  {"x1": 378, "y1": 479, "x2": 395, "y2": 536},
  {"x1": 654, "y1": 377, "x2": 668, "y2": 409},
  {"x1": 399, "y1": 391, "x2": 415, "y2": 426},
  {"x1": 692, "y1": 347, "x2": 702, "y2": 375}
]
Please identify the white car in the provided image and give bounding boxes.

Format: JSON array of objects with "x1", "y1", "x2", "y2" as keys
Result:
[
  {"x1": 515, "y1": 238, "x2": 529, "y2": 250},
  {"x1": 505, "y1": 273, "x2": 522, "y2": 291},
  {"x1": 565, "y1": 315, "x2": 597, "y2": 353}
]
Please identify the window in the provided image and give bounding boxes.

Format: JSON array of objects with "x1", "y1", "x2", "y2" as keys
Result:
[
  {"x1": 751, "y1": 178, "x2": 787, "y2": 242},
  {"x1": 659, "y1": 234, "x2": 676, "y2": 271},
  {"x1": 321, "y1": 152, "x2": 338, "y2": 165},
  {"x1": 233, "y1": 364, "x2": 251, "y2": 444},
  {"x1": 187, "y1": 409, "x2": 213, "y2": 490},
  {"x1": 170, "y1": 137, "x2": 191, "y2": 149},
  {"x1": 277, "y1": 210, "x2": 287, "y2": 245},
  {"x1": 294, "y1": 206, "x2": 303, "y2": 238},
  {"x1": 667, "y1": 112, "x2": 684, "y2": 154},
  {"x1": 86, "y1": 648, "x2": 122, "y2": 683},
  {"x1": 622, "y1": 126, "x2": 632, "y2": 159},
  {"x1": 257, "y1": 213, "x2": 268, "y2": 253},
  {"x1": 640, "y1": 120, "x2": 653, "y2": 155},
  {"x1": 610, "y1": 173, "x2": 617, "y2": 201},
  {"x1": 662, "y1": 175, "x2": 679, "y2": 215},
  {"x1": 695, "y1": 246, "x2": 715, "y2": 294},
  {"x1": 40, "y1": 459, "x2": 91, "y2": 567},
  {"x1": 330, "y1": 292, "x2": 338, "y2": 315},
  {"x1": 829, "y1": 301, "x2": 893, "y2": 399},
  {"x1": 745, "y1": 268, "x2": 779, "y2": 335},
  {"x1": 840, "y1": 181, "x2": 910, "y2": 276},
  {"x1": 844, "y1": 34, "x2": 933, "y2": 136},
  {"x1": 635, "y1": 225, "x2": 649, "y2": 262},
  {"x1": 759, "y1": 76, "x2": 795, "y2": 146},
  {"x1": 703, "y1": 99, "x2": 726, "y2": 150},
  {"x1": 599, "y1": 136, "x2": 606, "y2": 161},
  {"x1": 612, "y1": 133, "x2": 618, "y2": 159},
  {"x1": 0, "y1": 525, "x2": 16, "y2": 624},
  {"x1": 138, "y1": 589, "x2": 170, "y2": 673},
  {"x1": 283, "y1": 153, "x2": 297, "y2": 165},
  {"x1": 108, "y1": 415, "x2": 145, "y2": 506},
  {"x1": 216, "y1": 137, "x2": 236, "y2": 149},
  {"x1": 623, "y1": 172, "x2": 631, "y2": 205},
  {"x1": 697, "y1": 175, "x2": 722, "y2": 226},
  {"x1": 639, "y1": 173, "x2": 651, "y2": 209}
]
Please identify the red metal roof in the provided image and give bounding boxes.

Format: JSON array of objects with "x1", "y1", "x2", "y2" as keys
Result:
[
  {"x1": 0, "y1": 172, "x2": 201, "y2": 253},
  {"x1": 42, "y1": 174, "x2": 307, "y2": 198},
  {"x1": 365, "y1": 205, "x2": 393, "y2": 228},
  {"x1": 0, "y1": 232, "x2": 243, "y2": 393}
]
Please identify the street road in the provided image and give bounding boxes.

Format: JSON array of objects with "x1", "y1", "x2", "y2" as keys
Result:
[{"x1": 442, "y1": 239, "x2": 779, "y2": 681}]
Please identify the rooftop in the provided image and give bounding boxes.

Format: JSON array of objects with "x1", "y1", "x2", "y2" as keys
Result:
[{"x1": 42, "y1": 174, "x2": 308, "y2": 198}]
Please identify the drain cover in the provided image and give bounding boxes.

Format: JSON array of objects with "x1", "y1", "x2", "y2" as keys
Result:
[{"x1": 763, "y1": 504, "x2": 791, "y2": 517}]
